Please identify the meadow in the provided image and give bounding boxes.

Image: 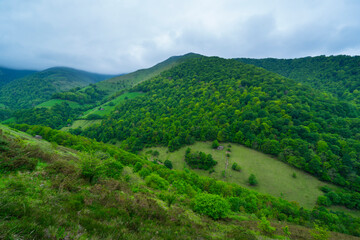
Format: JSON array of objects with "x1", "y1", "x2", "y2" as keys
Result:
[{"x1": 142, "y1": 142, "x2": 342, "y2": 210}]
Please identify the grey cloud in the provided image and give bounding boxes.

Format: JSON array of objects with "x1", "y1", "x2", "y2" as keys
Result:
[{"x1": 0, "y1": 0, "x2": 360, "y2": 73}]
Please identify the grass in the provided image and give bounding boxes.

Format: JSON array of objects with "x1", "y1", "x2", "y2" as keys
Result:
[
  {"x1": 1, "y1": 117, "x2": 16, "y2": 124},
  {"x1": 36, "y1": 99, "x2": 82, "y2": 108},
  {"x1": 61, "y1": 119, "x2": 102, "y2": 131},
  {"x1": 141, "y1": 142, "x2": 346, "y2": 210},
  {"x1": 80, "y1": 92, "x2": 144, "y2": 118}
]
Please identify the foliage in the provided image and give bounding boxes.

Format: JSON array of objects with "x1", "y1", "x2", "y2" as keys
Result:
[
  {"x1": 145, "y1": 173, "x2": 169, "y2": 190},
  {"x1": 212, "y1": 140, "x2": 219, "y2": 149},
  {"x1": 0, "y1": 67, "x2": 113, "y2": 109},
  {"x1": 248, "y1": 174, "x2": 258, "y2": 186},
  {"x1": 75, "y1": 56, "x2": 360, "y2": 195},
  {"x1": 185, "y1": 148, "x2": 217, "y2": 170},
  {"x1": 164, "y1": 159, "x2": 173, "y2": 169},
  {"x1": 238, "y1": 55, "x2": 360, "y2": 104},
  {"x1": 310, "y1": 224, "x2": 330, "y2": 240},
  {"x1": 258, "y1": 216, "x2": 276, "y2": 236},
  {"x1": 192, "y1": 193, "x2": 230, "y2": 220},
  {"x1": 4, "y1": 124, "x2": 360, "y2": 237},
  {"x1": 231, "y1": 162, "x2": 241, "y2": 171}
]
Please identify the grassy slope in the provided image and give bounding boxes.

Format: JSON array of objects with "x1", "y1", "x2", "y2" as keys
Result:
[
  {"x1": 80, "y1": 92, "x2": 144, "y2": 118},
  {"x1": 141, "y1": 142, "x2": 349, "y2": 210},
  {"x1": 61, "y1": 120, "x2": 102, "y2": 131}
]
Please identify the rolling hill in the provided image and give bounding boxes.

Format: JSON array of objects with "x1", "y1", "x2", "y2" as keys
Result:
[
  {"x1": 4, "y1": 123, "x2": 360, "y2": 239},
  {"x1": 0, "y1": 67, "x2": 116, "y2": 109},
  {"x1": 0, "y1": 66, "x2": 36, "y2": 88}
]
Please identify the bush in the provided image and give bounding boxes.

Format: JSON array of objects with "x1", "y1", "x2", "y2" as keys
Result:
[
  {"x1": 193, "y1": 193, "x2": 230, "y2": 220},
  {"x1": 99, "y1": 158, "x2": 123, "y2": 179},
  {"x1": 138, "y1": 168, "x2": 151, "y2": 179},
  {"x1": 145, "y1": 173, "x2": 169, "y2": 190},
  {"x1": 212, "y1": 140, "x2": 219, "y2": 149},
  {"x1": 133, "y1": 162, "x2": 143, "y2": 172},
  {"x1": 310, "y1": 224, "x2": 329, "y2": 240},
  {"x1": 317, "y1": 195, "x2": 332, "y2": 207},
  {"x1": 258, "y1": 217, "x2": 276, "y2": 236},
  {"x1": 248, "y1": 174, "x2": 258, "y2": 186},
  {"x1": 231, "y1": 162, "x2": 241, "y2": 172},
  {"x1": 228, "y1": 197, "x2": 242, "y2": 212},
  {"x1": 164, "y1": 160, "x2": 173, "y2": 169}
]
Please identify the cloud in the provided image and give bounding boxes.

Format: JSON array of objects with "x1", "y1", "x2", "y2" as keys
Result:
[{"x1": 0, "y1": 0, "x2": 360, "y2": 73}]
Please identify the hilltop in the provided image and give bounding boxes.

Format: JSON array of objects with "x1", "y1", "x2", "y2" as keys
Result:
[{"x1": 0, "y1": 67, "x2": 116, "y2": 109}]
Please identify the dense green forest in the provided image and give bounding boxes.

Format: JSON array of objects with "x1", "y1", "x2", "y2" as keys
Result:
[
  {"x1": 0, "y1": 66, "x2": 36, "y2": 88},
  {"x1": 0, "y1": 67, "x2": 115, "y2": 109},
  {"x1": 237, "y1": 55, "x2": 360, "y2": 104},
  {"x1": 4, "y1": 123, "x2": 360, "y2": 239},
  {"x1": 73, "y1": 56, "x2": 360, "y2": 195}
]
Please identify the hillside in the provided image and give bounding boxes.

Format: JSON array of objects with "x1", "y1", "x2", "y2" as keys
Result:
[
  {"x1": 95, "y1": 52, "x2": 202, "y2": 95},
  {"x1": 4, "y1": 123, "x2": 360, "y2": 239},
  {"x1": 237, "y1": 55, "x2": 360, "y2": 104},
  {"x1": 0, "y1": 66, "x2": 36, "y2": 88},
  {"x1": 0, "y1": 67, "x2": 116, "y2": 109},
  {"x1": 75, "y1": 56, "x2": 360, "y2": 201}
]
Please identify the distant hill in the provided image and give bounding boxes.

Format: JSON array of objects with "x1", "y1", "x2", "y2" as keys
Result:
[
  {"x1": 0, "y1": 66, "x2": 36, "y2": 88},
  {"x1": 0, "y1": 67, "x2": 116, "y2": 109},
  {"x1": 237, "y1": 55, "x2": 360, "y2": 104},
  {"x1": 95, "y1": 52, "x2": 202, "y2": 95}
]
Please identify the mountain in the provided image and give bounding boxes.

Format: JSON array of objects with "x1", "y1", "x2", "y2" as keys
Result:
[
  {"x1": 74, "y1": 56, "x2": 360, "y2": 197},
  {"x1": 0, "y1": 66, "x2": 36, "y2": 88},
  {"x1": 0, "y1": 67, "x2": 116, "y2": 109},
  {"x1": 4, "y1": 123, "x2": 360, "y2": 239},
  {"x1": 236, "y1": 55, "x2": 360, "y2": 104},
  {"x1": 95, "y1": 52, "x2": 202, "y2": 95}
]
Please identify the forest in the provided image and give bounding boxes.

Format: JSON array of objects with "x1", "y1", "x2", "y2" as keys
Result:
[{"x1": 71, "y1": 57, "x2": 360, "y2": 197}]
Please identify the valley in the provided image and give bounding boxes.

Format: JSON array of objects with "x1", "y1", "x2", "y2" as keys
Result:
[{"x1": 2, "y1": 53, "x2": 360, "y2": 239}]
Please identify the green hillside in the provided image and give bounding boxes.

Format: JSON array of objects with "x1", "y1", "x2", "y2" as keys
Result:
[
  {"x1": 95, "y1": 53, "x2": 202, "y2": 95},
  {"x1": 0, "y1": 66, "x2": 36, "y2": 88},
  {"x1": 237, "y1": 55, "x2": 360, "y2": 104},
  {"x1": 4, "y1": 123, "x2": 360, "y2": 239},
  {"x1": 76, "y1": 56, "x2": 360, "y2": 203},
  {"x1": 141, "y1": 142, "x2": 344, "y2": 210},
  {"x1": 0, "y1": 67, "x2": 115, "y2": 109}
]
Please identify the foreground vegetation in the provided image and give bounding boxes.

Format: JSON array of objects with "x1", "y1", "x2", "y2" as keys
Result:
[{"x1": 4, "y1": 123, "x2": 360, "y2": 239}]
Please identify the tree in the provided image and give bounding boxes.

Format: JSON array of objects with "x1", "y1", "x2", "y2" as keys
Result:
[
  {"x1": 164, "y1": 159, "x2": 173, "y2": 169},
  {"x1": 212, "y1": 139, "x2": 219, "y2": 149},
  {"x1": 193, "y1": 193, "x2": 230, "y2": 220},
  {"x1": 248, "y1": 174, "x2": 258, "y2": 186},
  {"x1": 231, "y1": 162, "x2": 241, "y2": 171}
]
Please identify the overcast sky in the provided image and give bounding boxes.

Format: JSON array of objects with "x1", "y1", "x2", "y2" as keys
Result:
[{"x1": 1, "y1": 0, "x2": 360, "y2": 74}]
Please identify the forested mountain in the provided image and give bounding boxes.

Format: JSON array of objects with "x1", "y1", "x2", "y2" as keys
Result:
[
  {"x1": 0, "y1": 67, "x2": 116, "y2": 109},
  {"x1": 237, "y1": 55, "x2": 360, "y2": 104},
  {"x1": 3, "y1": 123, "x2": 360, "y2": 239},
  {"x1": 95, "y1": 52, "x2": 202, "y2": 95},
  {"x1": 0, "y1": 66, "x2": 36, "y2": 88},
  {"x1": 75, "y1": 56, "x2": 360, "y2": 195}
]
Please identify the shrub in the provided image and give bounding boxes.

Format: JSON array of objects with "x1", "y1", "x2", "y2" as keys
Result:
[
  {"x1": 258, "y1": 217, "x2": 276, "y2": 236},
  {"x1": 164, "y1": 160, "x2": 173, "y2": 169},
  {"x1": 228, "y1": 197, "x2": 242, "y2": 212},
  {"x1": 138, "y1": 168, "x2": 151, "y2": 179},
  {"x1": 145, "y1": 173, "x2": 169, "y2": 190},
  {"x1": 231, "y1": 162, "x2": 241, "y2": 172},
  {"x1": 317, "y1": 195, "x2": 332, "y2": 207},
  {"x1": 212, "y1": 140, "x2": 219, "y2": 149},
  {"x1": 99, "y1": 158, "x2": 124, "y2": 179},
  {"x1": 310, "y1": 224, "x2": 329, "y2": 240},
  {"x1": 193, "y1": 193, "x2": 230, "y2": 220},
  {"x1": 133, "y1": 162, "x2": 143, "y2": 172},
  {"x1": 248, "y1": 174, "x2": 258, "y2": 186}
]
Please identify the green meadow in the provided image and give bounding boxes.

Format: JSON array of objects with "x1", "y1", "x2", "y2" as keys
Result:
[
  {"x1": 141, "y1": 142, "x2": 344, "y2": 210},
  {"x1": 61, "y1": 119, "x2": 102, "y2": 131},
  {"x1": 80, "y1": 92, "x2": 144, "y2": 118}
]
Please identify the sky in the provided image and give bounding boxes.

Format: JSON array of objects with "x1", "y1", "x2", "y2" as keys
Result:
[{"x1": 1, "y1": 0, "x2": 360, "y2": 74}]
